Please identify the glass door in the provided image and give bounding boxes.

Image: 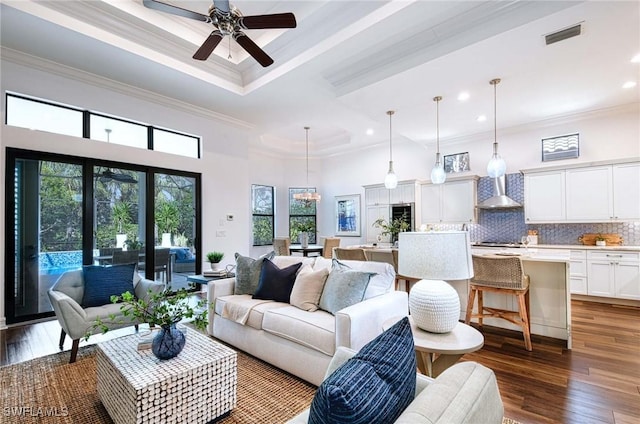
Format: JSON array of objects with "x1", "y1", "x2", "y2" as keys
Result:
[
  {"x1": 155, "y1": 173, "x2": 197, "y2": 290},
  {"x1": 9, "y1": 158, "x2": 83, "y2": 322}
]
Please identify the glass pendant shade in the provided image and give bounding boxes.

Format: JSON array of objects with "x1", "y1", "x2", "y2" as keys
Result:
[
  {"x1": 486, "y1": 78, "x2": 506, "y2": 178},
  {"x1": 385, "y1": 161, "x2": 398, "y2": 189},
  {"x1": 430, "y1": 96, "x2": 446, "y2": 184}
]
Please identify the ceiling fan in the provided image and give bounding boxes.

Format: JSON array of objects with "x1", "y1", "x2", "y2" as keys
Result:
[
  {"x1": 96, "y1": 169, "x2": 138, "y2": 184},
  {"x1": 143, "y1": 0, "x2": 297, "y2": 67}
]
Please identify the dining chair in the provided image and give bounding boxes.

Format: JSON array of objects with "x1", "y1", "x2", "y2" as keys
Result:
[
  {"x1": 154, "y1": 248, "x2": 171, "y2": 283},
  {"x1": 112, "y1": 249, "x2": 140, "y2": 266},
  {"x1": 334, "y1": 248, "x2": 367, "y2": 261},
  {"x1": 273, "y1": 237, "x2": 291, "y2": 256},
  {"x1": 391, "y1": 249, "x2": 420, "y2": 292},
  {"x1": 97, "y1": 247, "x2": 122, "y2": 265},
  {"x1": 322, "y1": 237, "x2": 341, "y2": 259},
  {"x1": 465, "y1": 254, "x2": 532, "y2": 351}
]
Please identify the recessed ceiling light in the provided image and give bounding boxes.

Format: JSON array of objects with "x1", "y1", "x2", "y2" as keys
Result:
[
  {"x1": 366, "y1": 128, "x2": 374, "y2": 135},
  {"x1": 622, "y1": 81, "x2": 637, "y2": 89},
  {"x1": 631, "y1": 54, "x2": 640, "y2": 63},
  {"x1": 458, "y1": 92, "x2": 470, "y2": 101},
  {"x1": 476, "y1": 115, "x2": 487, "y2": 122}
]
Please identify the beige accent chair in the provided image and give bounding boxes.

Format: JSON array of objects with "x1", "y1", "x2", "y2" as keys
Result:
[
  {"x1": 334, "y1": 247, "x2": 366, "y2": 261},
  {"x1": 273, "y1": 237, "x2": 291, "y2": 256},
  {"x1": 465, "y1": 254, "x2": 532, "y2": 351},
  {"x1": 287, "y1": 346, "x2": 504, "y2": 424},
  {"x1": 48, "y1": 269, "x2": 164, "y2": 363},
  {"x1": 322, "y1": 237, "x2": 341, "y2": 258}
]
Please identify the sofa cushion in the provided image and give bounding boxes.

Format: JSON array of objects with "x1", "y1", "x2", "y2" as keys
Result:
[
  {"x1": 308, "y1": 317, "x2": 416, "y2": 424},
  {"x1": 272, "y1": 256, "x2": 315, "y2": 269},
  {"x1": 262, "y1": 305, "x2": 336, "y2": 356},
  {"x1": 215, "y1": 295, "x2": 287, "y2": 330},
  {"x1": 313, "y1": 257, "x2": 394, "y2": 299},
  {"x1": 81, "y1": 263, "x2": 136, "y2": 308},
  {"x1": 290, "y1": 265, "x2": 329, "y2": 312},
  {"x1": 318, "y1": 260, "x2": 374, "y2": 315},
  {"x1": 234, "y1": 251, "x2": 275, "y2": 295},
  {"x1": 253, "y1": 259, "x2": 302, "y2": 303}
]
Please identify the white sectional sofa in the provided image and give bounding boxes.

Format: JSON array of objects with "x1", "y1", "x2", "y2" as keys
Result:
[{"x1": 207, "y1": 256, "x2": 409, "y2": 386}]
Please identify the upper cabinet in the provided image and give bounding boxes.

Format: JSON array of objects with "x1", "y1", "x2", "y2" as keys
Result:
[
  {"x1": 390, "y1": 182, "x2": 417, "y2": 204},
  {"x1": 364, "y1": 185, "x2": 390, "y2": 206},
  {"x1": 523, "y1": 161, "x2": 640, "y2": 223},
  {"x1": 524, "y1": 170, "x2": 566, "y2": 223},
  {"x1": 419, "y1": 176, "x2": 478, "y2": 224}
]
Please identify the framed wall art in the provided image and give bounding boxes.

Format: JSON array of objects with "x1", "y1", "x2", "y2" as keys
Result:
[
  {"x1": 444, "y1": 152, "x2": 470, "y2": 173},
  {"x1": 335, "y1": 194, "x2": 361, "y2": 236}
]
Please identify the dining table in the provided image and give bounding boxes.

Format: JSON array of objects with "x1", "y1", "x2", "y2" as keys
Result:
[{"x1": 289, "y1": 244, "x2": 323, "y2": 257}]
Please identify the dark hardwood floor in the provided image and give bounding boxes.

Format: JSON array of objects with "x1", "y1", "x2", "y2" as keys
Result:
[{"x1": 1, "y1": 300, "x2": 638, "y2": 423}]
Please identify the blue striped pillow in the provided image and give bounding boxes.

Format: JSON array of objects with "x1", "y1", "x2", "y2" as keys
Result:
[
  {"x1": 82, "y1": 263, "x2": 136, "y2": 308},
  {"x1": 308, "y1": 317, "x2": 416, "y2": 424}
]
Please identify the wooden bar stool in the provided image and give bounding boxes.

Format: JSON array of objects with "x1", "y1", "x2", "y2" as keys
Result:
[{"x1": 465, "y1": 254, "x2": 532, "y2": 351}]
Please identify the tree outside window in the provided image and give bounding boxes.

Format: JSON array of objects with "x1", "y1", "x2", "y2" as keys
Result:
[
  {"x1": 289, "y1": 188, "x2": 317, "y2": 245},
  {"x1": 252, "y1": 185, "x2": 274, "y2": 246}
]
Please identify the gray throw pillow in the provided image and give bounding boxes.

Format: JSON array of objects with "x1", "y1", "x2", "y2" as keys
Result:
[
  {"x1": 234, "y1": 251, "x2": 275, "y2": 295},
  {"x1": 319, "y1": 260, "x2": 374, "y2": 315}
]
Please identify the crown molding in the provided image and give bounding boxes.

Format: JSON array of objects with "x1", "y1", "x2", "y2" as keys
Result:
[{"x1": 1, "y1": 47, "x2": 254, "y2": 129}]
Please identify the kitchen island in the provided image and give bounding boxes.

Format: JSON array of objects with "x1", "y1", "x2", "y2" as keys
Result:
[{"x1": 457, "y1": 247, "x2": 572, "y2": 349}]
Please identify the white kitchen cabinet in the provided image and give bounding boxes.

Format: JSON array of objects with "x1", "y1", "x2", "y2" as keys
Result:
[
  {"x1": 524, "y1": 161, "x2": 639, "y2": 223},
  {"x1": 569, "y1": 249, "x2": 587, "y2": 295},
  {"x1": 419, "y1": 177, "x2": 477, "y2": 224},
  {"x1": 566, "y1": 166, "x2": 613, "y2": 221},
  {"x1": 365, "y1": 185, "x2": 390, "y2": 206},
  {"x1": 612, "y1": 162, "x2": 640, "y2": 220},
  {"x1": 390, "y1": 182, "x2": 416, "y2": 204},
  {"x1": 524, "y1": 170, "x2": 565, "y2": 223},
  {"x1": 365, "y1": 205, "x2": 390, "y2": 243},
  {"x1": 587, "y1": 251, "x2": 640, "y2": 300}
]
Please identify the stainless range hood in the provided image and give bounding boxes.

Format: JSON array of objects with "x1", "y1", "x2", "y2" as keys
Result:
[{"x1": 476, "y1": 175, "x2": 522, "y2": 209}]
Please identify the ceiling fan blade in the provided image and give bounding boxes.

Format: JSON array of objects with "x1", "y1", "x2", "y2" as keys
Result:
[
  {"x1": 143, "y1": 0, "x2": 210, "y2": 22},
  {"x1": 233, "y1": 32, "x2": 274, "y2": 67},
  {"x1": 193, "y1": 30, "x2": 224, "y2": 60},
  {"x1": 213, "y1": 0, "x2": 230, "y2": 14},
  {"x1": 238, "y1": 13, "x2": 297, "y2": 29}
]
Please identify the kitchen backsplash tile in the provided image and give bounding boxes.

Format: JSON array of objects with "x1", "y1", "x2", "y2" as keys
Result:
[{"x1": 430, "y1": 173, "x2": 640, "y2": 246}]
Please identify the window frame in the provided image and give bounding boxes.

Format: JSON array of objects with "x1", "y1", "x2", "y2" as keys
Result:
[
  {"x1": 251, "y1": 184, "x2": 275, "y2": 247},
  {"x1": 289, "y1": 188, "x2": 318, "y2": 245}
]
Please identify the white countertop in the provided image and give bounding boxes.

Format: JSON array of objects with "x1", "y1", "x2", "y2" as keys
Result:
[{"x1": 473, "y1": 244, "x2": 640, "y2": 252}]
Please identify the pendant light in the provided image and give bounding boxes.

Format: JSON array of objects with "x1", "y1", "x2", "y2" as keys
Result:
[
  {"x1": 430, "y1": 96, "x2": 446, "y2": 184},
  {"x1": 293, "y1": 126, "x2": 321, "y2": 203},
  {"x1": 384, "y1": 110, "x2": 398, "y2": 189},
  {"x1": 486, "y1": 78, "x2": 507, "y2": 178}
]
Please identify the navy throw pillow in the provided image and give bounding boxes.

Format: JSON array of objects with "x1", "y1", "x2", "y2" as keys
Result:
[
  {"x1": 308, "y1": 317, "x2": 416, "y2": 424},
  {"x1": 82, "y1": 263, "x2": 136, "y2": 308},
  {"x1": 252, "y1": 259, "x2": 302, "y2": 303}
]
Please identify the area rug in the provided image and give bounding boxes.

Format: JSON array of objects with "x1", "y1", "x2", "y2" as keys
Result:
[{"x1": 1, "y1": 344, "x2": 521, "y2": 423}]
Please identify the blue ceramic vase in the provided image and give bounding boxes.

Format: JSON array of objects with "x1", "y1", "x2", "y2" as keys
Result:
[{"x1": 151, "y1": 324, "x2": 186, "y2": 360}]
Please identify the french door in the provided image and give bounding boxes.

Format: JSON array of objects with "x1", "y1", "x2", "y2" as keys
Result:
[{"x1": 4, "y1": 148, "x2": 201, "y2": 324}]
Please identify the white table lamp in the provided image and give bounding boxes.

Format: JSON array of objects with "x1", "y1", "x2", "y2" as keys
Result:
[{"x1": 398, "y1": 231, "x2": 474, "y2": 333}]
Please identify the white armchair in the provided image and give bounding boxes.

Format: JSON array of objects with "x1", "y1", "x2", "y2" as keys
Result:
[{"x1": 48, "y1": 269, "x2": 164, "y2": 363}]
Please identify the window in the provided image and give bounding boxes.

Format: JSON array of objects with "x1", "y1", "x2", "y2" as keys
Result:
[
  {"x1": 90, "y1": 114, "x2": 148, "y2": 149},
  {"x1": 153, "y1": 128, "x2": 200, "y2": 158},
  {"x1": 5, "y1": 93, "x2": 201, "y2": 159},
  {"x1": 6, "y1": 94, "x2": 83, "y2": 137},
  {"x1": 289, "y1": 188, "x2": 317, "y2": 245},
  {"x1": 252, "y1": 185, "x2": 274, "y2": 246}
]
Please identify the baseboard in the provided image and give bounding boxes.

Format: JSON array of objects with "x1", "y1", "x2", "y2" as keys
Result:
[{"x1": 572, "y1": 294, "x2": 640, "y2": 307}]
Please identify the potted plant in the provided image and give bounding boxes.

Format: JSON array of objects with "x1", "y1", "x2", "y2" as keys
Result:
[
  {"x1": 89, "y1": 285, "x2": 207, "y2": 360},
  {"x1": 206, "y1": 251, "x2": 225, "y2": 271},
  {"x1": 124, "y1": 234, "x2": 143, "y2": 251},
  {"x1": 112, "y1": 201, "x2": 132, "y2": 248},
  {"x1": 155, "y1": 200, "x2": 180, "y2": 247},
  {"x1": 373, "y1": 212, "x2": 411, "y2": 245},
  {"x1": 595, "y1": 233, "x2": 606, "y2": 246},
  {"x1": 292, "y1": 221, "x2": 316, "y2": 248}
]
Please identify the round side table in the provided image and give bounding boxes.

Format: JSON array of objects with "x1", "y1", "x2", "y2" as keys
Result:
[{"x1": 383, "y1": 316, "x2": 484, "y2": 377}]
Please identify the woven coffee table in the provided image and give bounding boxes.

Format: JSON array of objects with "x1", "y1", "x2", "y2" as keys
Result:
[{"x1": 96, "y1": 328, "x2": 237, "y2": 424}]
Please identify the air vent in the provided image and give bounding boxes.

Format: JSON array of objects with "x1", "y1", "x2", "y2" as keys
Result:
[{"x1": 545, "y1": 24, "x2": 582, "y2": 45}]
